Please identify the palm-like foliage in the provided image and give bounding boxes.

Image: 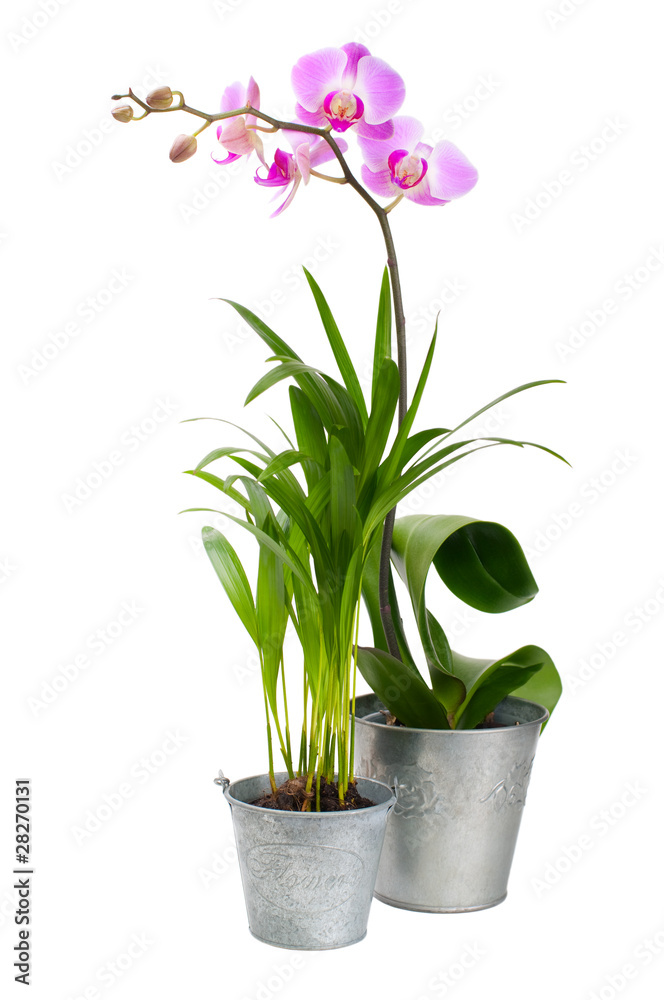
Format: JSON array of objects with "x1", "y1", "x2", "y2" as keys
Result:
[{"x1": 184, "y1": 271, "x2": 564, "y2": 804}]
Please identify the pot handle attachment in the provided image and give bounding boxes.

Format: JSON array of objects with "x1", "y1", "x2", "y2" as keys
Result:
[
  {"x1": 213, "y1": 769, "x2": 230, "y2": 792},
  {"x1": 388, "y1": 776, "x2": 399, "y2": 815}
]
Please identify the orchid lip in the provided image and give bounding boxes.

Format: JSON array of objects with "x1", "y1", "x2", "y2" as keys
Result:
[
  {"x1": 212, "y1": 150, "x2": 241, "y2": 165},
  {"x1": 322, "y1": 89, "x2": 364, "y2": 130},
  {"x1": 387, "y1": 148, "x2": 428, "y2": 189}
]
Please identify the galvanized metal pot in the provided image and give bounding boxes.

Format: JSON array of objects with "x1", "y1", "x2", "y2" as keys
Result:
[
  {"x1": 353, "y1": 694, "x2": 548, "y2": 913},
  {"x1": 216, "y1": 770, "x2": 396, "y2": 949}
]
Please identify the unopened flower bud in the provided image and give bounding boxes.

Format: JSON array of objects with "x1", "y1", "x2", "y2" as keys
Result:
[
  {"x1": 112, "y1": 104, "x2": 134, "y2": 123},
  {"x1": 147, "y1": 86, "x2": 174, "y2": 109},
  {"x1": 169, "y1": 134, "x2": 197, "y2": 163}
]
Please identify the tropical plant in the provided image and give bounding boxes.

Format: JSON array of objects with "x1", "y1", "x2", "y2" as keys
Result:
[
  {"x1": 359, "y1": 513, "x2": 564, "y2": 730},
  {"x1": 113, "y1": 40, "x2": 566, "y2": 806}
]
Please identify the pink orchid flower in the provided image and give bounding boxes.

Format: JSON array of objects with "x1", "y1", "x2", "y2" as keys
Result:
[
  {"x1": 254, "y1": 132, "x2": 347, "y2": 217},
  {"x1": 359, "y1": 116, "x2": 478, "y2": 206},
  {"x1": 213, "y1": 77, "x2": 267, "y2": 167},
  {"x1": 292, "y1": 43, "x2": 404, "y2": 139}
]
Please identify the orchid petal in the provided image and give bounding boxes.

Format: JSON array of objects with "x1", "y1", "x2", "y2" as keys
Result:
[
  {"x1": 358, "y1": 115, "x2": 424, "y2": 171},
  {"x1": 404, "y1": 174, "x2": 449, "y2": 206},
  {"x1": 291, "y1": 48, "x2": 348, "y2": 112},
  {"x1": 340, "y1": 42, "x2": 371, "y2": 87},
  {"x1": 415, "y1": 141, "x2": 434, "y2": 158},
  {"x1": 246, "y1": 76, "x2": 260, "y2": 110},
  {"x1": 354, "y1": 56, "x2": 405, "y2": 124},
  {"x1": 219, "y1": 116, "x2": 255, "y2": 156},
  {"x1": 361, "y1": 165, "x2": 399, "y2": 198},
  {"x1": 212, "y1": 150, "x2": 241, "y2": 165},
  {"x1": 427, "y1": 140, "x2": 479, "y2": 200},
  {"x1": 294, "y1": 143, "x2": 311, "y2": 184},
  {"x1": 221, "y1": 81, "x2": 246, "y2": 114},
  {"x1": 271, "y1": 177, "x2": 301, "y2": 218},
  {"x1": 355, "y1": 118, "x2": 394, "y2": 140},
  {"x1": 294, "y1": 103, "x2": 329, "y2": 128},
  {"x1": 309, "y1": 136, "x2": 346, "y2": 168}
]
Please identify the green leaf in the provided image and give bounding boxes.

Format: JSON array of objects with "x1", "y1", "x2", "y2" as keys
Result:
[
  {"x1": 194, "y1": 446, "x2": 269, "y2": 472},
  {"x1": 358, "y1": 358, "x2": 400, "y2": 497},
  {"x1": 245, "y1": 360, "x2": 327, "y2": 406},
  {"x1": 303, "y1": 268, "x2": 368, "y2": 426},
  {"x1": 201, "y1": 528, "x2": 258, "y2": 646},
  {"x1": 219, "y1": 300, "x2": 302, "y2": 362},
  {"x1": 258, "y1": 450, "x2": 313, "y2": 482},
  {"x1": 442, "y1": 380, "x2": 566, "y2": 442},
  {"x1": 361, "y1": 537, "x2": 418, "y2": 673},
  {"x1": 372, "y1": 267, "x2": 392, "y2": 406},
  {"x1": 221, "y1": 511, "x2": 316, "y2": 595},
  {"x1": 183, "y1": 469, "x2": 251, "y2": 513},
  {"x1": 289, "y1": 386, "x2": 328, "y2": 489},
  {"x1": 451, "y1": 644, "x2": 561, "y2": 730},
  {"x1": 380, "y1": 324, "x2": 438, "y2": 485},
  {"x1": 357, "y1": 647, "x2": 450, "y2": 729},
  {"x1": 329, "y1": 434, "x2": 357, "y2": 555},
  {"x1": 256, "y1": 530, "x2": 288, "y2": 719},
  {"x1": 392, "y1": 514, "x2": 539, "y2": 615}
]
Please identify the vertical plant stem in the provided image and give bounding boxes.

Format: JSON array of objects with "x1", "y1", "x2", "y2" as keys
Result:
[
  {"x1": 348, "y1": 581, "x2": 363, "y2": 784},
  {"x1": 375, "y1": 211, "x2": 407, "y2": 661}
]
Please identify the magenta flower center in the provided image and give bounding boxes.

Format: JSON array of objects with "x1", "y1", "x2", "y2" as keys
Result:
[
  {"x1": 322, "y1": 89, "x2": 365, "y2": 132},
  {"x1": 387, "y1": 149, "x2": 428, "y2": 189}
]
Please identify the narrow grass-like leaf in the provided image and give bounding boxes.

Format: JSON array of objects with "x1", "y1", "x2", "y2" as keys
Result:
[
  {"x1": 372, "y1": 267, "x2": 392, "y2": 406},
  {"x1": 303, "y1": 268, "x2": 368, "y2": 426},
  {"x1": 441, "y1": 380, "x2": 565, "y2": 441},
  {"x1": 202, "y1": 527, "x2": 258, "y2": 645},
  {"x1": 380, "y1": 324, "x2": 438, "y2": 486},
  {"x1": 258, "y1": 450, "x2": 313, "y2": 482},
  {"x1": 358, "y1": 358, "x2": 400, "y2": 496}
]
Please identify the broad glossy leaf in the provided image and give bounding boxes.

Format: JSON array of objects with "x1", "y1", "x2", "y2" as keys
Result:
[
  {"x1": 393, "y1": 514, "x2": 538, "y2": 614},
  {"x1": 451, "y1": 644, "x2": 560, "y2": 729},
  {"x1": 357, "y1": 647, "x2": 450, "y2": 729}
]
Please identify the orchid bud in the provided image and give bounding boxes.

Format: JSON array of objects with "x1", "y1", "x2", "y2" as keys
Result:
[
  {"x1": 169, "y1": 134, "x2": 197, "y2": 163},
  {"x1": 111, "y1": 105, "x2": 134, "y2": 123},
  {"x1": 147, "y1": 86, "x2": 174, "y2": 109}
]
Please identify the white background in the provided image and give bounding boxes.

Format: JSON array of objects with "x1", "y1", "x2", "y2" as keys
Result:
[{"x1": 3, "y1": 0, "x2": 663, "y2": 997}]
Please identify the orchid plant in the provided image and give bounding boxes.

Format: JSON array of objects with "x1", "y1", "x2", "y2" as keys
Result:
[{"x1": 113, "y1": 42, "x2": 564, "y2": 806}]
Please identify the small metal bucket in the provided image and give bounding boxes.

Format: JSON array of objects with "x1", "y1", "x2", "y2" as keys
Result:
[
  {"x1": 354, "y1": 694, "x2": 548, "y2": 912},
  {"x1": 216, "y1": 770, "x2": 396, "y2": 949}
]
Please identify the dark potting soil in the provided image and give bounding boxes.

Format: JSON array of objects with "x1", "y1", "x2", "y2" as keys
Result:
[{"x1": 251, "y1": 775, "x2": 375, "y2": 812}]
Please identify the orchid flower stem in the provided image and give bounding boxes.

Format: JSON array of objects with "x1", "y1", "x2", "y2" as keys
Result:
[
  {"x1": 120, "y1": 88, "x2": 407, "y2": 661},
  {"x1": 309, "y1": 169, "x2": 348, "y2": 184},
  {"x1": 384, "y1": 194, "x2": 404, "y2": 214},
  {"x1": 192, "y1": 120, "x2": 211, "y2": 138}
]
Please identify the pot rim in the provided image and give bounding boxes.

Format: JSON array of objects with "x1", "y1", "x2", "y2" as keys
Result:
[
  {"x1": 222, "y1": 771, "x2": 396, "y2": 816},
  {"x1": 353, "y1": 693, "x2": 549, "y2": 735}
]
